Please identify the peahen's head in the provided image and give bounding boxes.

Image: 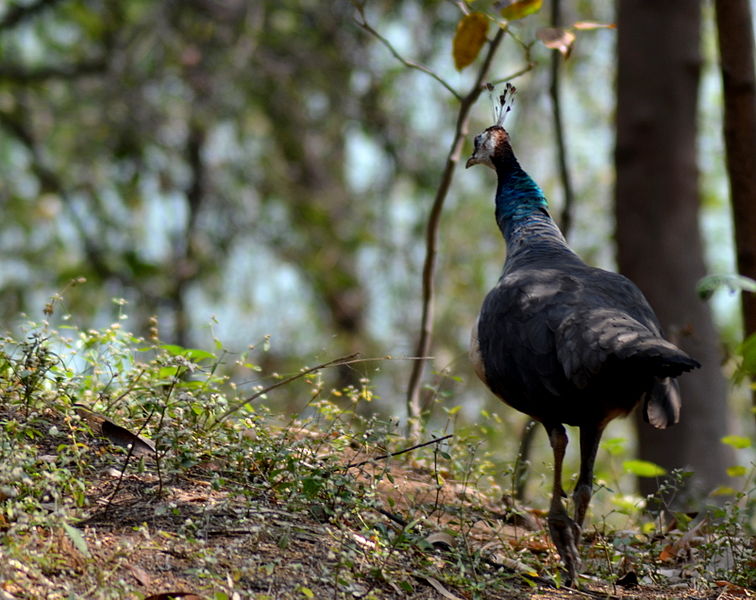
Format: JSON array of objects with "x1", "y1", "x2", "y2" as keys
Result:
[
  {"x1": 466, "y1": 126, "x2": 513, "y2": 171},
  {"x1": 466, "y1": 83, "x2": 517, "y2": 171}
]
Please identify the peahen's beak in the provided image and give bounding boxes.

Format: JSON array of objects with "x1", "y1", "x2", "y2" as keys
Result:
[{"x1": 465, "y1": 155, "x2": 477, "y2": 169}]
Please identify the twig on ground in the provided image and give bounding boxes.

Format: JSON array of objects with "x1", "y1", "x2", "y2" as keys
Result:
[
  {"x1": 215, "y1": 353, "x2": 360, "y2": 424},
  {"x1": 344, "y1": 434, "x2": 453, "y2": 469},
  {"x1": 374, "y1": 507, "x2": 409, "y2": 527},
  {"x1": 103, "y1": 406, "x2": 157, "y2": 514},
  {"x1": 215, "y1": 353, "x2": 427, "y2": 426}
]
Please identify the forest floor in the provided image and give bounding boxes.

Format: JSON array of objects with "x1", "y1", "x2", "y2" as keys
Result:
[
  {"x1": 0, "y1": 326, "x2": 753, "y2": 599},
  {"x1": 1, "y1": 409, "x2": 753, "y2": 600}
]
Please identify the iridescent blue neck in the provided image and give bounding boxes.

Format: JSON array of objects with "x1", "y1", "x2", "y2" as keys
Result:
[{"x1": 494, "y1": 161, "x2": 551, "y2": 242}]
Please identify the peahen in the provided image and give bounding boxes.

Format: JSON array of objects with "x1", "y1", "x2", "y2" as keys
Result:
[{"x1": 466, "y1": 84, "x2": 700, "y2": 585}]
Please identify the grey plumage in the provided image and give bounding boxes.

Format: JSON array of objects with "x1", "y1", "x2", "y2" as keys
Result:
[
  {"x1": 476, "y1": 260, "x2": 697, "y2": 428},
  {"x1": 466, "y1": 86, "x2": 699, "y2": 586}
]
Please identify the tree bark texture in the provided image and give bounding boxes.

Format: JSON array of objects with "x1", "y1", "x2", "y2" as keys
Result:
[
  {"x1": 615, "y1": 0, "x2": 732, "y2": 501},
  {"x1": 714, "y1": 0, "x2": 756, "y2": 415}
]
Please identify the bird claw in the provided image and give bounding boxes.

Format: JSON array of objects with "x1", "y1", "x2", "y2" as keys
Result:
[{"x1": 547, "y1": 512, "x2": 582, "y2": 587}]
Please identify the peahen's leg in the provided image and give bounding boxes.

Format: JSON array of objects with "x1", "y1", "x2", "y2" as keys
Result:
[
  {"x1": 544, "y1": 423, "x2": 580, "y2": 586},
  {"x1": 573, "y1": 423, "x2": 605, "y2": 530}
]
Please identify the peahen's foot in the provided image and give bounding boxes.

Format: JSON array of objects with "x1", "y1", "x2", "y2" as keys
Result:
[{"x1": 547, "y1": 510, "x2": 581, "y2": 587}]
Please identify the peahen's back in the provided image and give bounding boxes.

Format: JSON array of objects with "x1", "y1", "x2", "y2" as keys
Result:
[{"x1": 472, "y1": 247, "x2": 699, "y2": 429}]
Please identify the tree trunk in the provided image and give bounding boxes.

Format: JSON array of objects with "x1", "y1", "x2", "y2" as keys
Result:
[
  {"x1": 714, "y1": 0, "x2": 756, "y2": 417},
  {"x1": 615, "y1": 0, "x2": 732, "y2": 501}
]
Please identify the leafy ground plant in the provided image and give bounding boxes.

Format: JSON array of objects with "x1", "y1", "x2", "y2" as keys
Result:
[{"x1": 0, "y1": 302, "x2": 754, "y2": 599}]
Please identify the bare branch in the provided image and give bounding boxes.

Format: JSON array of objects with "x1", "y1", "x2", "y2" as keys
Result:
[
  {"x1": 487, "y1": 62, "x2": 536, "y2": 87},
  {"x1": 351, "y1": 3, "x2": 462, "y2": 100},
  {"x1": 348, "y1": 6, "x2": 534, "y2": 437},
  {"x1": 405, "y1": 27, "x2": 528, "y2": 439},
  {"x1": 512, "y1": 418, "x2": 538, "y2": 500},
  {"x1": 549, "y1": 0, "x2": 575, "y2": 239}
]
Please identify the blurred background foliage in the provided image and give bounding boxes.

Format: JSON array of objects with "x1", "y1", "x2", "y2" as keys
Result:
[{"x1": 0, "y1": 0, "x2": 751, "y2": 498}]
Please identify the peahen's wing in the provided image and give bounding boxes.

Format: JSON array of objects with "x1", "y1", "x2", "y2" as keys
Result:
[
  {"x1": 476, "y1": 267, "x2": 575, "y2": 402},
  {"x1": 550, "y1": 268, "x2": 698, "y2": 427}
]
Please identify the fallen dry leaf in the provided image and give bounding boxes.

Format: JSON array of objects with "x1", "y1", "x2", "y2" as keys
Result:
[
  {"x1": 75, "y1": 405, "x2": 155, "y2": 456},
  {"x1": 714, "y1": 580, "x2": 753, "y2": 596},
  {"x1": 418, "y1": 575, "x2": 464, "y2": 600},
  {"x1": 425, "y1": 531, "x2": 454, "y2": 549},
  {"x1": 128, "y1": 565, "x2": 151, "y2": 587}
]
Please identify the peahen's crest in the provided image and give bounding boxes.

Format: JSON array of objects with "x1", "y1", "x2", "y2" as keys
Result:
[{"x1": 491, "y1": 82, "x2": 516, "y2": 127}]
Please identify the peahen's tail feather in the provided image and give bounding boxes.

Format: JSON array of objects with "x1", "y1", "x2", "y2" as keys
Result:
[
  {"x1": 644, "y1": 377, "x2": 682, "y2": 429},
  {"x1": 626, "y1": 340, "x2": 701, "y2": 378}
]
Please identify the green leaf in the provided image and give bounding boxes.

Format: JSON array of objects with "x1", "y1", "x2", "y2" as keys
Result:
[
  {"x1": 62, "y1": 522, "x2": 91, "y2": 558},
  {"x1": 160, "y1": 343, "x2": 215, "y2": 361},
  {"x1": 452, "y1": 12, "x2": 489, "y2": 71},
  {"x1": 158, "y1": 366, "x2": 180, "y2": 379},
  {"x1": 499, "y1": 0, "x2": 543, "y2": 20},
  {"x1": 299, "y1": 587, "x2": 315, "y2": 599},
  {"x1": 726, "y1": 465, "x2": 747, "y2": 477},
  {"x1": 641, "y1": 521, "x2": 657, "y2": 535},
  {"x1": 301, "y1": 477, "x2": 323, "y2": 496},
  {"x1": 181, "y1": 380, "x2": 206, "y2": 389},
  {"x1": 623, "y1": 459, "x2": 667, "y2": 477},
  {"x1": 161, "y1": 343, "x2": 187, "y2": 355},
  {"x1": 610, "y1": 494, "x2": 642, "y2": 514},
  {"x1": 184, "y1": 348, "x2": 215, "y2": 361},
  {"x1": 600, "y1": 437, "x2": 627, "y2": 456},
  {"x1": 721, "y1": 434, "x2": 751, "y2": 449}
]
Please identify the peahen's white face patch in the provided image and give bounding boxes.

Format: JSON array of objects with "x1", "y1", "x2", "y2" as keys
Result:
[{"x1": 466, "y1": 127, "x2": 507, "y2": 170}]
